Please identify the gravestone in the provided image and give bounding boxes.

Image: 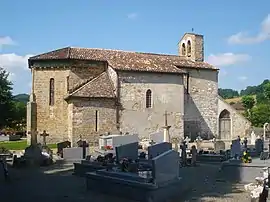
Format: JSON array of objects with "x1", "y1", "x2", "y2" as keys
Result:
[
  {"x1": 115, "y1": 142, "x2": 138, "y2": 162},
  {"x1": 152, "y1": 150, "x2": 180, "y2": 185},
  {"x1": 148, "y1": 142, "x2": 172, "y2": 159},
  {"x1": 215, "y1": 140, "x2": 225, "y2": 152},
  {"x1": 231, "y1": 139, "x2": 241, "y2": 158},
  {"x1": 149, "y1": 131, "x2": 164, "y2": 144},
  {"x1": 57, "y1": 141, "x2": 71, "y2": 157},
  {"x1": 77, "y1": 140, "x2": 89, "y2": 159},
  {"x1": 255, "y1": 139, "x2": 264, "y2": 155},
  {"x1": 63, "y1": 147, "x2": 89, "y2": 160}
]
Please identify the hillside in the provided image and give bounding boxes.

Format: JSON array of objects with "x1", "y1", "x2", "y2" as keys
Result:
[{"x1": 13, "y1": 94, "x2": 29, "y2": 104}]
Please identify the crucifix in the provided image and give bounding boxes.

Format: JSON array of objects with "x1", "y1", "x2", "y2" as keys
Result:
[{"x1": 40, "y1": 130, "x2": 49, "y2": 146}]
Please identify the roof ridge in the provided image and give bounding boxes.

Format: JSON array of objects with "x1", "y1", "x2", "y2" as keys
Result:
[{"x1": 69, "y1": 47, "x2": 181, "y2": 58}]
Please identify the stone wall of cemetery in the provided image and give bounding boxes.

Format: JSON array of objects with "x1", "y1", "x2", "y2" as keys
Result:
[
  {"x1": 183, "y1": 68, "x2": 219, "y2": 140},
  {"x1": 118, "y1": 71, "x2": 185, "y2": 139}
]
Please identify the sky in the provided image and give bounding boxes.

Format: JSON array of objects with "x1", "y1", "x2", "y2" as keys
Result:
[{"x1": 0, "y1": 0, "x2": 269, "y2": 95}]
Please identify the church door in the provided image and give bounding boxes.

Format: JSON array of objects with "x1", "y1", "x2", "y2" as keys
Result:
[{"x1": 218, "y1": 110, "x2": 231, "y2": 139}]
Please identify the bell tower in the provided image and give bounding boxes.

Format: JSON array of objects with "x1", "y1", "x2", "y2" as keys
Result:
[{"x1": 178, "y1": 33, "x2": 204, "y2": 62}]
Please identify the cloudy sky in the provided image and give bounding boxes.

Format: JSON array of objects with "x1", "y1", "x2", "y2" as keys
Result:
[{"x1": 0, "y1": 0, "x2": 269, "y2": 94}]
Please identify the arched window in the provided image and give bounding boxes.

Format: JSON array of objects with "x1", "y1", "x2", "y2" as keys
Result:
[
  {"x1": 146, "y1": 89, "x2": 152, "y2": 108},
  {"x1": 187, "y1": 40, "x2": 191, "y2": 56},
  {"x1": 49, "y1": 78, "x2": 55, "y2": 106},
  {"x1": 181, "y1": 43, "x2": 186, "y2": 56}
]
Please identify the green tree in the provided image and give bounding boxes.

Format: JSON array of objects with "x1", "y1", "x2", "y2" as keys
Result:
[
  {"x1": 263, "y1": 82, "x2": 270, "y2": 101},
  {"x1": 250, "y1": 104, "x2": 270, "y2": 127},
  {"x1": 10, "y1": 101, "x2": 27, "y2": 130},
  {"x1": 0, "y1": 67, "x2": 14, "y2": 129},
  {"x1": 241, "y1": 95, "x2": 255, "y2": 110}
]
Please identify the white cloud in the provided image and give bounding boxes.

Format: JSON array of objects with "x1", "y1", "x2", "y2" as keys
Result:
[
  {"x1": 0, "y1": 53, "x2": 33, "y2": 71},
  {"x1": 127, "y1": 12, "x2": 138, "y2": 20},
  {"x1": 0, "y1": 36, "x2": 16, "y2": 48},
  {"x1": 228, "y1": 14, "x2": 270, "y2": 44},
  {"x1": 238, "y1": 76, "x2": 248, "y2": 81},
  {"x1": 207, "y1": 53, "x2": 251, "y2": 67}
]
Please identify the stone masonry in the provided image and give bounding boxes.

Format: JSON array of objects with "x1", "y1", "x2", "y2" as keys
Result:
[{"x1": 118, "y1": 71, "x2": 184, "y2": 139}]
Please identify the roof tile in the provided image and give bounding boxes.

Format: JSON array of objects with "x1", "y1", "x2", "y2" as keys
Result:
[
  {"x1": 29, "y1": 47, "x2": 217, "y2": 73},
  {"x1": 67, "y1": 71, "x2": 115, "y2": 99}
]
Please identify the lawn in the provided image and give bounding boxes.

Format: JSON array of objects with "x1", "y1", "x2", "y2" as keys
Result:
[{"x1": 0, "y1": 139, "x2": 57, "y2": 150}]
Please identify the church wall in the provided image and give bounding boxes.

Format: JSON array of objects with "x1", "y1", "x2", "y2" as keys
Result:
[
  {"x1": 184, "y1": 69, "x2": 219, "y2": 140},
  {"x1": 218, "y1": 97, "x2": 251, "y2": 139},
  {"x1": 71, "y1": 98, "x2": 117, "y2": 145},
  {"x1": 33, "y1": 68, "x2": 70, "y2": 143},
  {"x1": 118, "y1": 71, "x2": 184, "y2": 139}
]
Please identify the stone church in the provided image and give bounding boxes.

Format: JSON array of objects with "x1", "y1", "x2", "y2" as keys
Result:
[{"x1": 27, "y1": 33, "x2": 251, "y2": 146}]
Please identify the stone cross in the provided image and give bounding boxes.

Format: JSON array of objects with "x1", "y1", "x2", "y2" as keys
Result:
[
  {"x1": 164, "y1": 111, "x2": 170, "y2": 127},
  {"x1": 40, "y1": 130, "x2": 49, "y2": 146},
  {"x1": 28, "y1": 130, "x2": 38, "y2": 146},
  {"x1": 162, "y1": 111, "x2": 171, "y2": 142}
]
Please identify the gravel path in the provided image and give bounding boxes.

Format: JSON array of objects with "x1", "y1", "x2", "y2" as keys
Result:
[{"x1": 0, "y1": 163, "x2": 252, "y2": 202}]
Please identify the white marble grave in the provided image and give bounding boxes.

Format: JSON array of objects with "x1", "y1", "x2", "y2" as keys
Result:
[
  {"x1": 99, "y1": 134, "x2": 139, "y2": 150},
  {"x1": 63, "y1": 147, "x2": 89, "y2": 160},
  {"x1": 149, "y1": 131, "x2": 164, "y2": 144}
]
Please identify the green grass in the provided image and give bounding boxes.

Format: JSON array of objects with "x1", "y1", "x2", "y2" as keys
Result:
[{"x1": 0, "y1": 140, "x2": 57, "y2": 150}]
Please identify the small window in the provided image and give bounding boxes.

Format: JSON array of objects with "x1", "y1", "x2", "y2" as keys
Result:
[
  {"x1": 146, "y1": 89, "x2": 152, "y2": 108},
  {"x1": 49, "y1": 78, "x2": 54, "y2": 106},
  {"x1": 182, "y1": 43, "x2": 186, "y2": 56},
  {"x1": 95, "y1": 110, "x2": 99, "y2": 132},
  {"x1": 66, "y1": 76, "x2": 69, "y2": 92},
  {"x1": 187, "y1": 40, "x2": 191, "y2": 56}
]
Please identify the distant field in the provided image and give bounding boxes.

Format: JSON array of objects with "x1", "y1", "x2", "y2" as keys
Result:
[
  {"x1": 0, "y1": 140, "x2": 57, "y2": 150},
  {"x1": 225, "y1": 95, "x2": 256, "y2": 103}
]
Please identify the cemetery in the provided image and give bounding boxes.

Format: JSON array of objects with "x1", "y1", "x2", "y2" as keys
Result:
[{"x1": 1, "y1": 123, "x2": 270, "y2": 201}]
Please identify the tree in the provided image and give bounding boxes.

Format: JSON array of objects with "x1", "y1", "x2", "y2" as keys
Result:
[
  {"x1": 250, "y1": 104, "x2": 270, "y2": 127},
  {"x1": 263, "y1": 82, "x2": 270, "y2": 101},
  {"x1": 0, "y1": 67, "x2": 14, "y2": 129},
  {"x1": 218, "y1": 88, "x2": 239, "y2": 99},
  {"x1": 241, "y1": 95, "x2": 255, "y2": 110}
]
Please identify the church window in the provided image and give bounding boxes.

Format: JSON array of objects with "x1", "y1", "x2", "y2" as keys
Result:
[
  {"x1": 49, "y1": 78, "x2": 55, "y2": 106},
  {"x1": 187, "y1": 40, "x2": 191, "y2": 56},
  {"x1": 66, "y1": 76, "x2": 69, "y2": 92},
  {"x1": 182, "y1": 43, "x2": 186, "y2": 56},
  {"x1": 95, "y1": 110, "x2": 99, "y2": 132},
  {"x1": 146, "y1": 89, "x2": 152, "y2": 108}
]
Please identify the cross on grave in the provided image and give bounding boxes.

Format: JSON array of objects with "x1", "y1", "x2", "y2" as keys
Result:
[{"x1": 40, "y1": 130, "x2": 49, "y2": 146}]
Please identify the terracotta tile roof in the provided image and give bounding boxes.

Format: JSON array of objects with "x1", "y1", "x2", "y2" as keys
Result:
[
  {"x1": 29, "y1": 47, "x2": 217, "y2": 73},
  {"x1": 66, "y1": 71, "x2": 115, "y2": 99}
]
